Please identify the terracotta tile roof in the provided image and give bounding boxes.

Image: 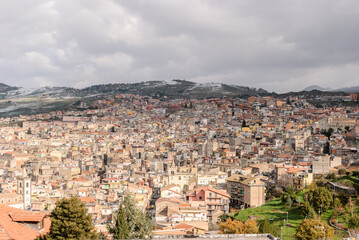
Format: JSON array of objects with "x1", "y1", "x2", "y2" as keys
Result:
[
  {"x1": 8, "y1": 212, "x2": 45, "y2": 222},
  {"x1": 0, "y1": 226, "x2": 11, "y2": 240},
  {"x1": 174, "y1": 223, "x2": 193, "y2": 231},
  {"x1": 0, "y1": 205, "x2": 50, "y2": 240},
  {"x1": 79, "y1": 197, "x2": 96, "y2": 204},
  {"x1": 153, "y1": 229, "x2": 186, "y2": 235},
  {"x1": 186, "y1": 186, "x2": 230, "y2": 198}
]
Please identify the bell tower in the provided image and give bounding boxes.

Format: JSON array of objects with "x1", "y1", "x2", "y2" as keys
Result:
[{"x1": 17, "y1": 177, "x2": 31, "y2": 210}]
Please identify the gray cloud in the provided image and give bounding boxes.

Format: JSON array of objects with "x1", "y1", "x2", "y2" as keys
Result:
[{"x1": 0, "y1": 0, "x2": 358, "y2": 92}]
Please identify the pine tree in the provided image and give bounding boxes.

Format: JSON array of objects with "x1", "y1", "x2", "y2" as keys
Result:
[
  {"x1": 308, "y1": 186, "x2": 333, "y2": 214},
  {"x1": 27, "y1": 128, "x2": 32, "y2": 134},
  {"x1": 302, "y1": 200, "x2": 316, "y2": 219},
  {"x1": 259, "y1": 219, "x2": 280, "y2": 237},
  {"x1": 112, "y1": 204, "x2": 130, "y2": 239},
  {"x1": 109, "y1": 194, "x2": 153, "y2": 239},
  {"x1": 47, "y1": 197, "x2": 98, "y2": 240},
  {"x1": 242, "y1": 120, "x2": 247, "y2": 128}
]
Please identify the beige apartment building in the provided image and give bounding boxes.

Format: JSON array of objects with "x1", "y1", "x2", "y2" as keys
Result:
[{"x1": 226, "y1": 174, "x2": 265, "y2": 208}]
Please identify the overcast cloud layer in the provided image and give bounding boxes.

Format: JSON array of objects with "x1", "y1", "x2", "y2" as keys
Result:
[{"x1": 0, "y1": 0, "x2": 358, "y2": 92}]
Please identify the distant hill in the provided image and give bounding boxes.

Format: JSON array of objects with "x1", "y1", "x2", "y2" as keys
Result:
[
  {"x1": 0, "y1": 79, "x2": 357, "y2": 117},
  {"x1": 0, "y1": 80, "x2": 275, "y2": 117},
  {"x1": 303, "y1": 85, "x2": 359, "y2": 93},
  {"x1": 76, "y1": 80, "x2": 275, "y2": 99},
  {"x1": 303, "y1": 85, "x2": 332, "y2": 91},
  {"x1": 336, "y1": 86, "x2": 359, "y2": 93},
  {"x1": 0, "y1": 83, "x2": 18, "y2": 93}
]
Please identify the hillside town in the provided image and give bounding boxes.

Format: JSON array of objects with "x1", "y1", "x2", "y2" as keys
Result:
[{"x1": 0, "y1": 93, "x2": 358, "y2": 239}]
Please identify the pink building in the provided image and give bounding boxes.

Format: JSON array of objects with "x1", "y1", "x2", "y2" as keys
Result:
[{"x1": 186, "y1": 186, "x2": 230, "y2": 223}]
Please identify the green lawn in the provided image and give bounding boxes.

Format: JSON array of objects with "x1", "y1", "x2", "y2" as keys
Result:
[
  {"x1": 321, "y1": 209, "x2": 332, "y2": 224},
  {"x1": 231, "y1": 189, "x2": 356, "y2": 239},
  {"x1": 232, "y1": 198, "x2": 304, "y2": 239}
]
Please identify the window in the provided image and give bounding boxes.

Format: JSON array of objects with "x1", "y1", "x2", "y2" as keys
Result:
[
  {"x1": 19, "y1": 182, "x2": 22, "y2": 188},
  {"x1": 26, "y1": 182, "x2": 29, "y2": 188},
  {"x1": 209, "y1": 193, "x2": 212, "y2": 197},
  {"x1": 199, "y1": 196, "x2": 202, "y2": 200},
  {"x1": 215, "y1": 193, "x2": 217, "y2": 198}
]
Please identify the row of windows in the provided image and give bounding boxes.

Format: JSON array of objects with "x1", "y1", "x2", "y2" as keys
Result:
[
  {"x1": 19, "y1": 182, "x2": 30, "y2": 188},
  {"x1": 209, "y1": 192, "x2": 217, "y2": 198},
  {"x1": 0, "y1": 198, "x2": 18, "y2": 203},
  {"x1": 209, "y1": 198, "x2": 228, "y2": 203}
]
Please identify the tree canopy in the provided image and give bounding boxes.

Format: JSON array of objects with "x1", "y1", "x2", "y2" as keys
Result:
[
  {"x1": 219, "y1": 218, "x2": 258, "y2": 234},
  {"x1": 108, "y1": 193, "x2": 153, "y2": 239},
  {"x1": 295, "y1": 219, "x2": 334, "y2": 240},
  {"x1": 47, "y1": 196, "x2": 98, "y2": 240},
  {"x1": 308, "y1": 186, "x2": 333, "y2": 214}
]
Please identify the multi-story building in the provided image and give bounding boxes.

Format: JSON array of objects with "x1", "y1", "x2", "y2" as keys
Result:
[
  {"x1": 226, "y1": 174, "x2": 265, "y2": 209},
  {"x1": 292, "y1": 171, "x2": 313, "y2": 190},
  {"x1": 186, "y1": 186, "x2": 230, "y2": 223}
]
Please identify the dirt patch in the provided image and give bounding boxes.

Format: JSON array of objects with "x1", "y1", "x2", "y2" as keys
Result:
[{"x1": 272, "y1": 209, "x2": 286, "y2": 213}]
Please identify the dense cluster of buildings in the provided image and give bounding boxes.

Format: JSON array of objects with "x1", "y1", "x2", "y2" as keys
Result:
[{"x1": 0, "y1": 93, "x2": 358, "y2": 237}]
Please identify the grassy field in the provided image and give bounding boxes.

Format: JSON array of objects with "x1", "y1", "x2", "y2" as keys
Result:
[
  {"x1": 230, "y1": 188, "x2": 357, "y2": 239},
  {"x1": 232, "y1": 198, "x2": 304, "y2": 239}
]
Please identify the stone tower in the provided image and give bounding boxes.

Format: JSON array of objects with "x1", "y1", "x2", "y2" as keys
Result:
[{"x1": 17, "y1": 177, "x2": 31, "y2": 210}]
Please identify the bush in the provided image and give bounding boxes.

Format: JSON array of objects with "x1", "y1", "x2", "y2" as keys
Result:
[
  {"x1": 295, "y1": 219, "x2": 334, "y2": 240},
  {"x1": 338, "y1": 169, "x2": 347, "y2": 175},
  {"x1": 348, "y1": 214, "x2": 359, "y2": 229}
]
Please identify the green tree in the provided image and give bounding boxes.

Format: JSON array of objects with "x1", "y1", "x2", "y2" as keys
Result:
[
  {"x1": 242, "y1": 120, "x2": 248, "y2": 128},
  {"x1": 325, "y1": 173, "x2": 336, "y2": 180},
  {"x1": 334, "y1": 197, "x2": 342, "y2": 209},
  {"x1": 345, "y1": 126, "x2": 351, "y2": 133},
  {"x1": 321, "y1": 128, "x2": 334, "y2": 139},
  {"x1": 258, "y1": 219, "x2": 280, "y2": 237},
  {"x1": 281, "y1": 187, "x2": 296, "y2": 205},
  {"x1": 27, "y1": 128, "x2": 32, "y2": 134},
  {"x1": 219, "y1": 214, "x2": 230, "y2": 222},
  {"x1": 323, "y1": 141, "x2": 330, "y2": 154},
  {"x1": 109, "y1": 194, "x2": 153, "y2": 239},
  {"x1": 47, "y1": 197, "x2": 98, "y2": 240},
  {"x1": 295, "y1": 219, "x2": 334, "y2": 240},
  {"x1": 348, "y1": 214, "x2": 359, "y2": 229},
  {"x1": 112, "y1": 203, "x2": 130, "y2": 239},
  {"x1": 302, "y1": 200, "x2": 316, "y2": 219},
  {"x1": 338, "y1": 168, "x2": 347, "y2": 175},
  {"x1": 308, "y1": 186, "x2": 333, "y2": 214}
]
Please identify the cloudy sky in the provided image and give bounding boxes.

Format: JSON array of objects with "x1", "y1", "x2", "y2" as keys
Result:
[{"x1": 0, "y1": 0, "x2": 358, "y2": 92}]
